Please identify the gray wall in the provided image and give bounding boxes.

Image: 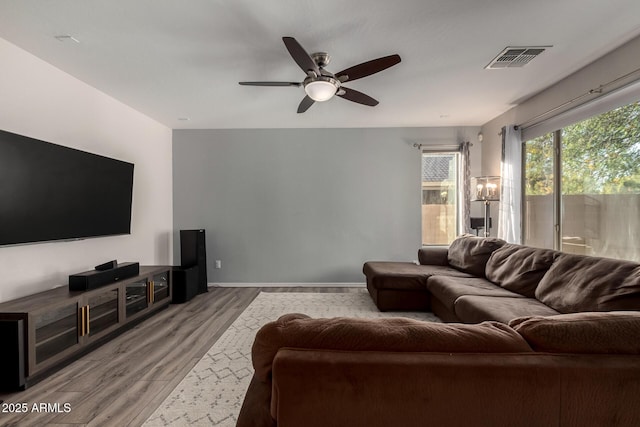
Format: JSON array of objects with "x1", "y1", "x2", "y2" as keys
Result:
[{"x1": 173, "y1": 127, "x2": 480, "y2": 284}]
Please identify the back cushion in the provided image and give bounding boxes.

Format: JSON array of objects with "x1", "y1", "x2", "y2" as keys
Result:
[
  {"x1": 535, "y1": 253, "x2": 640, "y2": 313},
  {"x1": 510, "y1": 311, "x2": 640, "y2": 354},
  {"x1": 447, "y1": 235, "x2": 505, "y2": 277},
  {"x1": 252, "y1": 313, "x2": 532, "y2": 381},
  {"x1": 486, "y1": 244, "x2": 558, "y2": 297}
]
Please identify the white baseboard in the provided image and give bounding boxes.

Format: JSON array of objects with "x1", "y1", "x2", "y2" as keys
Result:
[{"x1": 209, "y1": 282, "x2": 365, "y2": 288}]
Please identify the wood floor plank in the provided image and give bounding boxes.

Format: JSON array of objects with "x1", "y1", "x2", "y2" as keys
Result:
[
  {"x1": 125, "y1": 358, "x2": 202, "y2": 427},
  {"x1": 0, "y1": 286, "x2": 359, "y2": 426},
  {"x1": 85, "y1": 380, "x2": 168, "y2": 427}
]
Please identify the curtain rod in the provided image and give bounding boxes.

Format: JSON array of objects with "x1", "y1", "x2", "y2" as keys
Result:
[{"x1": 518, "y1": 67, "x2": 640, "y2": 130}]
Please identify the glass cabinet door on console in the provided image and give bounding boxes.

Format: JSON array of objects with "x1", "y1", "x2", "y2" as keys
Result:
[
  {"x1": 124, "y1": 270, "x2": 171, "y2": 319},
  {"x1": 33, "y1": 302, "x2": 79, "y2": 367},
  {"x1": 125, "y1": 280, "x2": 148, "y2": 318},
  {"x1": 151, "y1": 272, "x2": 170, "y2": 304},
  {"x1": 84, "y1": 288, "x2": 119, "y2": 338}
]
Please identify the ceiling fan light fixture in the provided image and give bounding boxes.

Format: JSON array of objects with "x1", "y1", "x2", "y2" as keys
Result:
[
  {"x1": 239, "y1": 37, "x2": 401, "y2": 112},
  {"x1": 304, "y1": 77, "x2": 338, "y2": 102}
]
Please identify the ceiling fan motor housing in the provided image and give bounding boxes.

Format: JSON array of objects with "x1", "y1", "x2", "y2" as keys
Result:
[{"x1": 311, "y1": 52, "x2": 331, "y2": 68}]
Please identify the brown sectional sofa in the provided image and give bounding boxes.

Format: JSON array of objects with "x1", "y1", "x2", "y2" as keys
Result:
[
  {"x1": 364, "y1": 234, "x2": 640, "y2": 322},
  {"x1": 237, "y1": 236, "x2": 640, "y2": 427}
]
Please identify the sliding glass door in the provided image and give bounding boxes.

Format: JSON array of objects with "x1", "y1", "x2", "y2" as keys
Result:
[
  {"x1": 524, "y1": 133, "x2": 555, "y2": 249},
  {"x1": 524, "y1": 100, "x2": 640, "y2": 262},
  {"x1": 560, "y1": 102, "x2": 640, "y2": 259}
]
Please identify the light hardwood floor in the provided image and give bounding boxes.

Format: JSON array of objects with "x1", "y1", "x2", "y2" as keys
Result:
[{"x1": 0, "y1": 286, "x2": 364, "y2": 427}]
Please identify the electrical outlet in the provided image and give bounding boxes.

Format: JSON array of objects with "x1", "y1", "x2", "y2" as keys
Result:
[{"x1": 215, "y1": 260, "x2": 222, "y2": 269}]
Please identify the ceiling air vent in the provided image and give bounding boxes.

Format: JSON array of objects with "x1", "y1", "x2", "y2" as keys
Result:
[{"x1": 485, "y1": 46, "x2": 550, "y2": 69}]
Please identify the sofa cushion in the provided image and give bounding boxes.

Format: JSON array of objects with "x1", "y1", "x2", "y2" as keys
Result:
[
  {"x1": 364, "y1": 261, "x2": 474, "y2": 291},
  {"x1": 535, "y1": 253, "x2": 640, "y2": 313},
  {"x1": 455, "y1": 295, "x2": 561, "y2": 324},
  {"x1": 417, "y1": 265, "x2": 476, "y2": 279},
  {"x1": 509, "y1": 311, "x2": 640, "y2": 354},
  {"x1": 427, "y1": 276, "x2": 525, "y2": 314},
  {"x1": 486, "y1": 244, "x2": 558, "y2": 297},
  {"x1": 251, "y1": 313, "x2": 532, "y2": 381},
  {"x1": 447, "y1": 235, "x2": 506, "y2": 277},
  {"x1": 363, "y1": 262, "x2": 430, "y2": 290}
]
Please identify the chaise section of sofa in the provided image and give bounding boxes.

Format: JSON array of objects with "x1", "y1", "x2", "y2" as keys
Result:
[
  {"x1": 363, "y1": 259, "x2": 474, "y2": 311},
  {"x1": 363, "y1": 261, "x2": 434, "y2": 311}
]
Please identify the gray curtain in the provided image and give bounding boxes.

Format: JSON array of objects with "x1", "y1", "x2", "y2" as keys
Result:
[
  {"x1": 460, "y1": 141, "x2": 471, "y2": 235},
  {"x1": 497, "y1": 126, "x2": 522, "y2": 243}
]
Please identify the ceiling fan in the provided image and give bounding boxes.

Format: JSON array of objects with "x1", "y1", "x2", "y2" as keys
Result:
[{"x1": 239, "y1": 37, "x2": 401, "y2": 113}]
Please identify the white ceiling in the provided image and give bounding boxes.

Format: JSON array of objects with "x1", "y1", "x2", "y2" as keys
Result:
[{"x1": 1, "y1": 0, "x2": 639, "y2": 129}]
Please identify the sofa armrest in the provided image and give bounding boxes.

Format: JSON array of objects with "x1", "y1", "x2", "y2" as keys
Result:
[
  {"x1": 418, "y1": 246, "x2": 449, "y2": 266},
  {"x1": 270, "y1": 349, "x2": 640, "y2": 427}
]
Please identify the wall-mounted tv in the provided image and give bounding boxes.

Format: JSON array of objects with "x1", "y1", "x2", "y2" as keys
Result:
[{"x1": 0, "y1": 129, "x2": 134, "y2": 246}]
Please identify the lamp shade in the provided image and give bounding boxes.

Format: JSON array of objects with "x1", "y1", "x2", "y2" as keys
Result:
[
  {"x1": 304, "y1": 79, "x2": 337, "y2": 102},
  {"x1": 471, "y1": 176, "x2": 501, "y2": 201}
]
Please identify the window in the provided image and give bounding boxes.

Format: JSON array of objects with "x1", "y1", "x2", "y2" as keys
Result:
[
  {"x1": 422, "y1": 152, "x2": 459, "y2": 245},
  {"x1": 524, "y1": 100, "x2": 640, "y2": 261}
]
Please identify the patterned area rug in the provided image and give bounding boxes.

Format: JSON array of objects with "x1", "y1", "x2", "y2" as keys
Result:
[{"x1": 143, "y1": 291, "x2": 439, "y2": 426}]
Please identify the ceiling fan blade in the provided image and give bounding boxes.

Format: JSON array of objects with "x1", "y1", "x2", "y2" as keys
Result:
[
  {"x1": 337, "y1": 87, "x2": 379, "y2": 106},
  {"x1": 239, "y1": 81, "x2": 301, "y2": 87},
  {"x1": 336, "y1": 54, "x2": 401, "y2": 83},
  {"x1": 283, "y1": 37, "x2": 320, "y2": 75},
  {"x1": 297, "y1": 95, "x2": 315, "y2": 113}
]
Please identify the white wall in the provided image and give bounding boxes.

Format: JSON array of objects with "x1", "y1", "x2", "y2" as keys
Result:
[
  {"x1": 0, "y1": 38, "x2": 173, "y2": 302},
  {"x1": 173, "y1": 127, "x2": 480, "y2": 284},
  {"x1": 481, "y1": 34, "x2": 640, "y2": 175}
]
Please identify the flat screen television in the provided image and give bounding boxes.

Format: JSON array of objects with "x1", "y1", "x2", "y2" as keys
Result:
[{"x1": 0, "y1": 129, "x2": 134, "y2": 246}]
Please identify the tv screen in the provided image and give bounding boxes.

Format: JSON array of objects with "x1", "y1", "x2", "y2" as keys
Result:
[{"x1": 0, "y1": 129, "x2": 134, "y2": 246}]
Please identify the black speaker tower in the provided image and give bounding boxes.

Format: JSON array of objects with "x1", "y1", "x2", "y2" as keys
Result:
[
  {"x1": 0, "y1": 319, "x2": 26, "y2": 390},
  {"x1": 180, "y1": 229, "x2": 208, "y2": 294}
]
